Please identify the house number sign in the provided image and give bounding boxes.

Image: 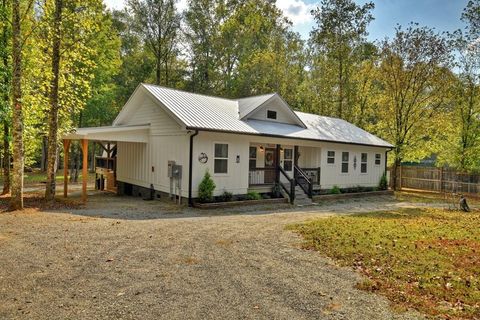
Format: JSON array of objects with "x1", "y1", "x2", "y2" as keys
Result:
[{"x1": 198, "y1": 152, "x2": 208, "y2": 164}]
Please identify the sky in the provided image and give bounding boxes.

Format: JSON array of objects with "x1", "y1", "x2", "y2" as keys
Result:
[{"x1": 104, "y1": 0, "x2": 469, "y2": 41}]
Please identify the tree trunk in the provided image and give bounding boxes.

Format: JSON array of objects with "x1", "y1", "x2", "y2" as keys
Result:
[
  {"x1": 1, "y1": 0, "x2": 10, "y2": 195},
  {"x1": 45, "y1": 0, "x2": 63, "y2": 201},
  {"x1": 9, "y1": 0, "x2": 23, "y2": 210},
  {"x1": 40, "y1": 136, "x2": 47, "y2": 172},
  {"x1": 155, "y1": 54, "x2": 161, "y2": 85},
  {"x1": 2, "y1": 121, "x2": 9, "y2": 195}
]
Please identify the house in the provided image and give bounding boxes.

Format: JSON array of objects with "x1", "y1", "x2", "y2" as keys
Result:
[{"x1": 63, "y1": 83, "x2": 393, "y2": 205}]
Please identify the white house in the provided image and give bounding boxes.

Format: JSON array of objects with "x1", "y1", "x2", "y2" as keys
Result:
[{"x1": 64, "y1": 83, "x2": 393, "y2": 205}]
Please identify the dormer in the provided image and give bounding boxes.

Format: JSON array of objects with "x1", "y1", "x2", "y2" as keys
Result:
[{"x1": 238, "y1": 93, "x2": 306, "y2": 128}]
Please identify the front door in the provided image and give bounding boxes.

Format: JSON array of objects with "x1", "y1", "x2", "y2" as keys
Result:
[{"x1": 264, "y1": 148, "x2": 276, "y2": 184}]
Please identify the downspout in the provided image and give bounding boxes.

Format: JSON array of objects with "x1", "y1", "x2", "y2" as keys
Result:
[{"x1": 188, "y1": 130, "x2": 199, "y2": 207}]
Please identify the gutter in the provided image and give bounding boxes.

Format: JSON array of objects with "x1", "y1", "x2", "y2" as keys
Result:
[{"x1": 188, "y1": 130, "x2": 199, "y2": 207}]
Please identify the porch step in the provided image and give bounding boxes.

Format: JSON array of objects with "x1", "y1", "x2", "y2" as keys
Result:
[{"x1": 294, "y1": 186, "x2": 312, "y2": 206}]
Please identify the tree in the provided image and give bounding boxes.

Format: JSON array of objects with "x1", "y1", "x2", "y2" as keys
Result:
[
  {"x1": 439, "y1": 0, "x2": 480, "y2": 171},
  {"x1": 0, "y1": 0, "x2": 11, "y2": 195},
  {"x1": 309, "y1": 0, "x2": 375, "y2": 121},
  {"x1": 44, "y1": 0, "x2": 64, "y2": 201},
  {"x1": 127, "y1": 0, "x2": 181, "y2": 85},
  {"x1": 10, "y1": 0, "x2": 25, "y2": 210},
  {"x1": 376, "y1": 24, "x2": 451, "y2": 189}
]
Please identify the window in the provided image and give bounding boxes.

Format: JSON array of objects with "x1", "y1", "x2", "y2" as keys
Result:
[
  {"x1": 341, "y1": 152, "x2": 349, "y2": 173},
  {"x1": 267, "y1": 110, "x2": 277, "y2": 120},
  {"x1": 249, "y1": 146, "x2": 257, "y2": 169},
  {"x1": 327, "y1": 151, "x2": 335, "y2": 164},
  {"x1": 361, "y1": 153, "x2": 367, "y2": 173},
  {"x1": 214, "y1": 143, "x2": 228, "y2": 174},
  {"x1": 375, "y1": 153, "x2": 381, "y2": 165},
  {"x1": 283, "y1": 148, "x2": 293, "y2": 171}
]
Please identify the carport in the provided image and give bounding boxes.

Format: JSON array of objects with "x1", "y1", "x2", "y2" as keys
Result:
[{"x1": 62, "y1": 124, "x2": 149, "y2": 202}]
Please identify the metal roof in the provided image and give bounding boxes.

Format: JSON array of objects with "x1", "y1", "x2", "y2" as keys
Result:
[
  {"x1": 64, "y1": 124, "x2": 150, "y2": 143},
  {"x1": 140, "y1": 84, "x2": 393, "y2": 148}
]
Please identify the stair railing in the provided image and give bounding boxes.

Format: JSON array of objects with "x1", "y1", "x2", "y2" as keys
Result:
[
  {"x1": 294, "y1": 165, "x2": 313, "y2": 198},
  {"x1": 278, "y1": 166, "x2": 295, "y2": 204}
]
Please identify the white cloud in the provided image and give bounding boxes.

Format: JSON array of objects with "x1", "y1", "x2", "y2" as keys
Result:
[{"x1": 276, "y1": 0, "x2": 317, "y2": 26}]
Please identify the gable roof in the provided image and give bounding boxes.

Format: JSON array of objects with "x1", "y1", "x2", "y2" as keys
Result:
[{"x1": 114, "y1": 83, "x2": 393, "y2": 148}]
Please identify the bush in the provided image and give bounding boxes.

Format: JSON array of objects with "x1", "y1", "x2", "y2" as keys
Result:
[
  {"x1": 246, "y1": 191, "x2": 262, "y2": 200},
  {"x1": 198, "y1": 171, "x2": 216, "y2": 203},
  {"x1": 220, "y1": 190, "x2": 233, "y2": 202},
  {"x1": 329, "y1": 185, "x2": 341, "y2": 194},
  {"x1": 379, "y1": 173, "x2": 388, "y2": 190}
]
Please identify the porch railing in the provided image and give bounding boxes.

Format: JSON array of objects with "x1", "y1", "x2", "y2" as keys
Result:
[
  {"x1": 95, "y1": 157, "x2": 116, "y2": 171},
  {"x1": 279, "y1": 166, "x2": 295, "y2": 204},
  {"x1": 300, "y1": 167, "x2": 320, "y2": 185},
  {"x1": 248, "y1": 167, "x2": 276, "y2": 185},
  {"x1": 295, "y1": 165, "x2": 313, "y2": 198}
]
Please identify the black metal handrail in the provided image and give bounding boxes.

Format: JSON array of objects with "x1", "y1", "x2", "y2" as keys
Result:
[
  {"x1": 294, "y1": 165, "x2": 313, "y2": 198},
  {"x1": 301, "y1": 167, "x2": 321, "y2": 185},
  {"x1": 279, "y1": 166, "x2": 295, "y2": 204}
]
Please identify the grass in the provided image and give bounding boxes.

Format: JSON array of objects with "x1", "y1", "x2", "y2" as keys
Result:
[
  {"x1": 0, "y1": 171, "x2": 96, "y2": 185},
  {"x1": 288, "y1": 208, "x2": 480, "y2": 319}
]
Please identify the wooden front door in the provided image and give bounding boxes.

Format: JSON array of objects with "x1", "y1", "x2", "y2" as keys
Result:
[{"x1": 264, "y1": 148, "x2": 276, "y2": 184}]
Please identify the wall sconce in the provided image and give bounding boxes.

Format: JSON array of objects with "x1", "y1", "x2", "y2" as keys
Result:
[
  {"x1": 236, "y1": 155, "x2": 240, "y2": 163},
  {"x1": 259, "y1": 145, "x2": 264, "y2": 152}
]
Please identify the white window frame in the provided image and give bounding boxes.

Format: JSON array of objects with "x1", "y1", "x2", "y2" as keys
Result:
[
  {"x1": 283, "y1": 148, "x2": 293, "y2": 172},
  {"x1": 361, "y1": 153, "x2": 368, "y2": 174},
  {"x1": 213, "y1": 142, "x2": 229, "y2": 175},
  {"x1": 375, "y1": 153, "x2": 381, "y2": 166},
  {"x1": 327, "y1": 151, "x2": 335, "y2": 165},
  {"x1": 341, "y1": 152, "x2": 349, "y2": 173},
  {"x1": 249, "y1": 146, "x2": 257, "y2": 169}
]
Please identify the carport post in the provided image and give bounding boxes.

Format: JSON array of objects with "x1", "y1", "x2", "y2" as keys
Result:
[
  {"x1": 81, "y1": 139, "x2": 89, "y2": 203},
  {"x1": 63, "y1": 139, "x2": 71, "y2": 198}
]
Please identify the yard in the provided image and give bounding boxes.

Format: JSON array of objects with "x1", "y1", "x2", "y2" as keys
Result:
[
  {"x1": 0, "y1": 190, "x2": 477, "y2": 319},
  {"x1": 289, "y1": 207, "x2": 480, "y2": 319}
]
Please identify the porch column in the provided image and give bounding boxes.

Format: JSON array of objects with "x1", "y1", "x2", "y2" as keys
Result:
[
  {"x1": 275, "y1": 144, "x2": 281, "y2": 184},
  {"x1": 81, "y1": 139, "x2": 88, "y2": 203},
  {"x1": 294, "y1": 145, "x2": 299, "y2": 181},
  {"x1": 63, "y1": 139, "x2": 71, "y2": 198}
]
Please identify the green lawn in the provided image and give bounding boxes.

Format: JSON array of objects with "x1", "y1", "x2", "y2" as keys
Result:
[
  {"x1": 0, "y1": 171, "x2": 96, "y2": 185},
  {"x1": 288, "y1": 208, "x2": 480, "y2": 319}
]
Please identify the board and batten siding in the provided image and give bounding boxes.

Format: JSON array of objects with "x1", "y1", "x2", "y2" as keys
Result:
[
  {"x1": 116, "y1": 93, "x2": 190, "y2": 197},
  {"x1": 318, "y1": 143, "x2": 386, "y2": 189},
  {"x1": 191, "y1": 131, "x2": 389, "y2": 197}
]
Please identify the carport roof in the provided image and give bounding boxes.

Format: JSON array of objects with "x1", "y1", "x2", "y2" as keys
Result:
[{"x1": 63, "y1": 124, "x2": 149, "y2": 143}]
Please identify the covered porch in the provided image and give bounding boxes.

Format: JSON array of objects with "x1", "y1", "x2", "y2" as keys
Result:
[
  {"x1": 62, "y1": 124, "x2": 149, "y2": 202},
  {"x1": 248, "y1": 143, "x2": 321, "y2": 201}
]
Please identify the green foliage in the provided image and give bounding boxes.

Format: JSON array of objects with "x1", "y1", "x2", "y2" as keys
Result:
[
  {"x1": 288, "y1": 207, "x2": 480, "y2": 319},
  {"x1": 329, "y1": 185, "x2": 341, "y2": 194},
  {"x1": 198, "y1": 170, "x2": 216, "y2": 203},
  {"x1": 378, "y1": 173, "x2": 388, "y2": 191},
  {"x1": 220, "y1": 190, "x2": 233, "y2": 202},
  {"x1": 246, "y1": 191, "x2": 262, "y2": 200}
]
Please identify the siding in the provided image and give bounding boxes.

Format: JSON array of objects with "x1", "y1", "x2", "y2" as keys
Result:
[
  {"x1": 191, "y1": 132, "x2": 388, "y2": 197},
  {"x1": 248, "y1": 99, "x2": 300, "y2": 126},
  {"x1": 117, "y1": 141, "x2": 149, "y2": 189}
]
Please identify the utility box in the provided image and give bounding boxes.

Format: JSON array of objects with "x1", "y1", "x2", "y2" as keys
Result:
[
  {"x1": 167, "y1": 160, "x2": 175, "y2": 177},
  {"x1": 172, "y1": 164, "x2": 182, "y2": 179}
]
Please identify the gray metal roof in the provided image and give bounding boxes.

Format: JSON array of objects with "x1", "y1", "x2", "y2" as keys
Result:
[{"x1": 141, "y1": 84, "x2": 392, "y2": 148}]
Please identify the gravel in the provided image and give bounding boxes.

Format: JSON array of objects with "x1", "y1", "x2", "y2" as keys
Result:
[{"x1": 0, "y1": 193, "x2": 424, "y2": 320}]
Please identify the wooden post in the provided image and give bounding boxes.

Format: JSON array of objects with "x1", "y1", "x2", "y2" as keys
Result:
[
  {"x1": 63, "y1": 139, "x2": 71, "y2": 198},
  {"x1": 275, "y1": 144, "x2": 281, "y2": 184},
  {"x1": 439, "y1": 167, "x2": 444, "y2": 193},
  {"x1": 81, "y1": 139, "x2": 88, "y2": 203},
  {"x1": 293, "y1": 145, "x2": 299, "y2": 181},
  {"x1": 398, "y1": 165, "x2": 402, "y2": 190}
]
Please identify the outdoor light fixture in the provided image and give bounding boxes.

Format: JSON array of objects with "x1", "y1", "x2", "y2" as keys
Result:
[{"x1": 259, "y1": 145, "x2": 264, "y2": 151}]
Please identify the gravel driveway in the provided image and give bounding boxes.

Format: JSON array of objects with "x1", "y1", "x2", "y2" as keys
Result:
[{"x1": 0, "y1": 193, "x2": 423, "y2": 320}]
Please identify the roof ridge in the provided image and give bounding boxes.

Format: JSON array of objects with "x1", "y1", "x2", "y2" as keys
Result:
[{"x1": 141, "y1": 83, "x2": 237, "y2": 102}]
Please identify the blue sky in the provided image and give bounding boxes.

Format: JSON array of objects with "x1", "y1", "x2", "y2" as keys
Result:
[{"x1": 104, "y1": 0, "x2": 469, "y2": 41}]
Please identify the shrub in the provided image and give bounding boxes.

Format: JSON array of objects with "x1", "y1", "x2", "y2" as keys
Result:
[
  {"x1": 246, "y1": 191, "x2": 262, "y2": 200},
  {"x1": 198, "y1": 171, "x2": 216, "y2": 203},
  {"x1": 329, "y1": 185, "x2": 341, "y2": 194},
  {"x1": 220, "y1": 190, "x2": 233, "y2": 202},
  {"x1": 379, "y1": 173, "x2": 388, "y2": 190}
]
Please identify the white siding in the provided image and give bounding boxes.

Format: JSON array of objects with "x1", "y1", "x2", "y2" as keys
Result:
[
  {"x1": 248, "y1": 99, "x2": 300, "y2": 125},
  {"x1": 117, "y1": 142, "x2": 150, "y2": 189},
  {"x1": 191, "y1": 132, "x2": 388, "y2": 197},
  {"x1": 118, "y1": 94, "x2": 182, "y2": 135}
]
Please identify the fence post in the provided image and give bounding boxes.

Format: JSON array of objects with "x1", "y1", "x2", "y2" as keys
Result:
[
  {"x1": 440, "y1": 167, "x2": 444, "y2": 193},
  {"x1": 398, "y1": 165, "x2": 402, "y2": 190}
]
